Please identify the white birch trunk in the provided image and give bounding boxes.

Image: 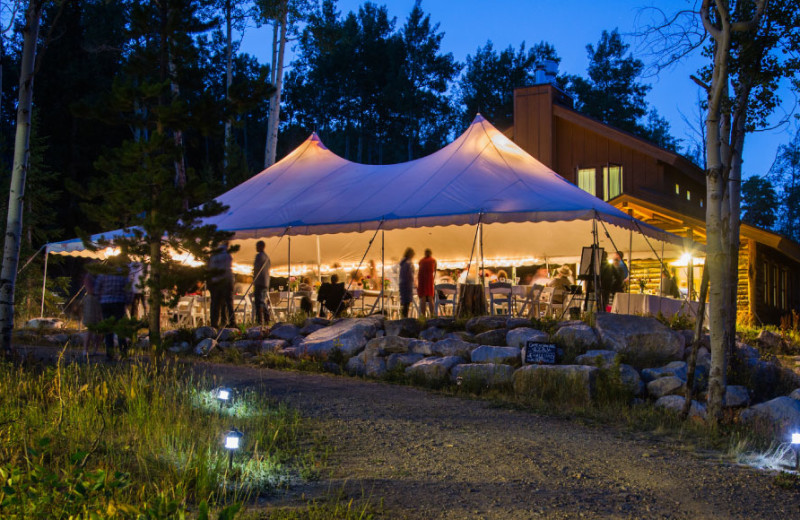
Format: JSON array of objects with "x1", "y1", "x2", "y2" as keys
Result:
[
  {"x1": 264, "y1": 2, "x2": 287, "y2": 169},
  {"x1": 0, "y1": 0, "x2": 41, "y2": 355}
]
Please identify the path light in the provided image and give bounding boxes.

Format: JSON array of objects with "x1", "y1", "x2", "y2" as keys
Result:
[
  {"x1": 217, "y1": 387, "x2": 232, "y2": 410},
  {"x1": 792, "y1": 432, "x2": 800, "y2": 471},
  {"x1": 224, "y1": 427, "x2": 243, "y2": 470}
]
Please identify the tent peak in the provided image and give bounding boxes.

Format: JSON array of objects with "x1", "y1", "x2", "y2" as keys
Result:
[
  {"x1": 308, "y1": 132, "x2": 329, "y2": 150},
  {"x1": 471, "y1": 113, "x2": 486, "y2": 124}
]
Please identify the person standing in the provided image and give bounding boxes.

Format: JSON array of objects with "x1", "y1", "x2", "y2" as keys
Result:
[
  {"x1": 209, "y1": 243, "x2": 235, "y2": 328},
  {"x1": 612, "y1": 251, "x2": 629, "y2": 289},
  {"x1": 399, "y1": 248, "x2": 415, "y2": 318},
  {"x1": 252, "y1": 240, "x2": 270, "y2": 324},
  {"x1": 81, "y1": 265, "x2": 103, "y2": 355},
  {"x1": 128, "y1": 260, "x2": 148, "y2": 319},
  {"x1": 417, "y1": 248, "x2": 436, "y2": 318},
  {"x1": 94, "y1": 260, "x2": 132, "y2": 360}
]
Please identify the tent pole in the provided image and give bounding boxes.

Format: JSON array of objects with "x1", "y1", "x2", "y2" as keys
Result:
[
  {"x1": 593, "y1": 216, "x2": 600, "y2": 313},
  {"x1": 40, "y1": 250, "x2": 49, "y2": 317},
  {"x1": 316, "y1": 235, "x2": 321, "y2": 279},
  {"x1": 479, "y1": 221, "x2": 484, "y2": 287},
  {"x1": 288, "y1": 236, "x2": 292, "y2": 315},
  {"x1": 381, "y1": 230, "x2": 385, "y2": 315},
  {"x1": 628, "y1": 227, "x2": 633, "y2": 314}
]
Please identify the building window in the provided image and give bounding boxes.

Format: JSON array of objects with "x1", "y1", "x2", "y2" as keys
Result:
[
  {"x1": 577, "y1": 168, "x2": 596, "y2": 196},
  {"x1": 603, "y1": 165, "x2": 623, "y2": 201},
  {"x1": 675, "y1": 183, "x2": 680, "y2": 195},
  {"x1": 686, "y1": 190, "x2": 691, "y2": 201}
]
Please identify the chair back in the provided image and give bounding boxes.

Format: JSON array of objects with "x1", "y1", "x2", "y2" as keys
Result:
[
  {"x1": 435, "y1": 283, "x2": 457, "y2": 296},
  {"x1": 268, "y1": 291, "x2": 282, "y2": 306},
  {"x1": 488, "y1": 281, "x2": 512, "y2": 295},
  {"x1": 539, "y1": 286, "x2": 555, "y2": 304}
]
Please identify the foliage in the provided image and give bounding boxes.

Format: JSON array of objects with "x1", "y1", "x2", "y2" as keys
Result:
[
  {"x1": 741, "y1": 175, "x2": 778, "y2": 229},
  {"x1": 768, "y1": 126, "x2": 800, "y2": 241},
  {"x1": 0, "y1": 358, "x2": 316, "y2": 517}
]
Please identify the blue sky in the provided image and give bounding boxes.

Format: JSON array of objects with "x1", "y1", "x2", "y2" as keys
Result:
[{"x1": 240, "y1": 0, "x2": 797, "y2": 179}]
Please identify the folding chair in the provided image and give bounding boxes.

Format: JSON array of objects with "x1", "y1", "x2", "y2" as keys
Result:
[
  {"x1": 434, "y1": 283, "x2": 457, "y2": 316},
  {"x1": 488, "y1": 281, "x2": 513, "y2": 315}
]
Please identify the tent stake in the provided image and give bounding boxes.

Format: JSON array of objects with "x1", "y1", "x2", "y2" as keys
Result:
[{"x1": 40, "y1": 250, "x2": 49, "y2": 317}]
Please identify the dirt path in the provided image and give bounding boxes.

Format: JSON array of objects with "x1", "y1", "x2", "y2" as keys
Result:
[{"x1": 192, "y1": 362, "x2": 800, "y2": 520}]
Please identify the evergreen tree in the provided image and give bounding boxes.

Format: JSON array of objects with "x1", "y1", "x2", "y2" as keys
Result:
[
  {"x1": 740, "y1": 175, "x2": 777, "y2": 229},
  {"x1": 768, "y1": 126, "x2": 800, "y2": 241}
]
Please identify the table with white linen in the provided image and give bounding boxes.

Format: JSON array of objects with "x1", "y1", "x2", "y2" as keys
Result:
[{"x1": 611, "y1": 293, "x2": 704, "y2": 320}]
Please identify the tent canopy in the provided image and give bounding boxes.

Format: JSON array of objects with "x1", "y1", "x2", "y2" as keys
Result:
[{"x1": 48, "y1": 115, "x2": 692, "y2": 273}]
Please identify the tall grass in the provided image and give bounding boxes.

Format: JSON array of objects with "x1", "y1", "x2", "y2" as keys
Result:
[{"x1": 0, "y1": 354, "x2": 310, "y2": 517}]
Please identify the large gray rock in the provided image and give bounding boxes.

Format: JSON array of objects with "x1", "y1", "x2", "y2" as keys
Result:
[
  {"x1": 642, "y1": 361, "x2": 688, "y2": 383},
  {"x1": 405, "y1": 356, "x2": 465, "y2": 380},
  {"x1": 506, "y1": 327, "x2": 550, "y2": 349},
  {"x1": 444, "y1": 331, "x2": 475, "y2": 342},
  {"x1": 647, "y1": 376, "x2": 685, "y2": 398},
  {"x1": 44, "y1": 333, "x2": 70, "y2": 345},
  {"x1": 299, "y1": 322, "x2": 327, "y2": 336},
  {"x1": 385, "y1": 318, "x2": 421, "y2": 338},
  {"x1": 552, "y1": 322, "x2": 598, "y2": 350},
  {"x1": 364, "y1": 336, "x2": 412, "y2": 361},
  {"x1": 419, "y1": 327, "x2": 446, "y2": 342},
  {"x1": 594, "y1": 314, "x2": 683, "y2": 367},
  {"x1": 304, "y1": 317, "x2": 330, "y2": 327},
  {"x1": 259, "y1": 339, "x2": 287, "y2": 352},
  {"x1": 245, "y1": 326, "x2": 266, "y2": 340},
  {"x1": 24, "y1": 317, "x2": 64, "y2": 329},
  {"x1": 739, "y1": 397, "x2": 800, "y2": 432},
  {"x1": 193, "y1": 326, "x2": 216, "y2": 342},
  {"x1": 506, "y1": 317, "x2": 532, "y2": 330},
  {"x1": 270, "y1": 323, "x2": 301, "y2": 341},
  {"x1": 465, "y1": 315, "x2": 508, "y2": 333},
  {"x1": 470, "y1": 345, "x2": 521, "y2": 366},
  {"x1": 365, "y1": 358, "x2": 387, "y2": 378},
  {"x1": 512, "y1": 365, "x2": 598, "y2": 403},
  {"x1": 233, "y1": 339, "x2": 258, "y2": 351},
  {"x1": 217, "y1": 328, "x2": 239, "y2": 342},
  {"x1": 193, "y1": 338, "x2": 217, "y2": 356},
  {"x1": 430, "y1": 338, "x2": 475, "y2": 358},
  {"x1": 790, "y1": 388, "x2": 800, "y2": 401},
  {"x1": 408, "y1": 339, "x2": 434, "y2": 356},
  {"x1": 451, "y1": 363, "x2": 514, "y2": 387},
  {"x1": 474, "y1": 329, "x2": 507, "y2": 346},
  {"x1": 167, "y1": 341, "x2": 192, "y2": 354},
  {"x1": 757, "y1": 329, "x2": 784, "y2": 351},
  {"x1": 575, "y1": 349, "x2": 619, "y2": 367},
  {"x1": 655, "y1": 395, "x2": 707, "y2": 420},
  {"x1": 298, "y1": 317, "x2": 381, "y2": 359},
  {"x1": 345, "y1": 356, "x2": 366, "y2": 376},
  {"x1": 619, "y1": 364, "x2": 644, "y2": 396},
  {"x1": 425, "y1": 317, "x2": 454, "y2": 329},
  {"x1": 386, "y1": 353, "x2": 424, "y2": 371},
  {"x1": 724, "y1": 385, "x2": 750, "y2": 408}
]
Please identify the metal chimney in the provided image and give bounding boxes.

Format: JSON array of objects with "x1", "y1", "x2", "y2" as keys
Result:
[{"x1": 534, "y1": 59, "x2": 558, "y2": 85}]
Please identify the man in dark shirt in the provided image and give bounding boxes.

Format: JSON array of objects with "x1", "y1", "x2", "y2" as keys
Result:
[
  {"x1": 208, "y1": 243, "x2": 235, "y2": 328},
  {"x1": 252, "y1": 240, "x2": 270, "y2": 324},
  {"x1": 317, "y1": 274, "x2": 352, "y2": 318},
  {"x1": 95, "y1": 262, "x2": 132, "y2": 360}
]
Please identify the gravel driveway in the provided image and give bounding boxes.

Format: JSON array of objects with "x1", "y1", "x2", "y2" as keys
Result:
[{"x1": 194, "y1": 363, "x2": 800, "y2": 520}]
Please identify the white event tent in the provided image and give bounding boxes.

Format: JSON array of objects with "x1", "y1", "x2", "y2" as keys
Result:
[{"x1": 47, "y1": 115, "x2": 690, "y2": 276}]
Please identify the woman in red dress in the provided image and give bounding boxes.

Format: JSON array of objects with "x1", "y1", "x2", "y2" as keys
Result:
[{"x1": 417, "y1": 248, "x2": 437, "y2": 317}]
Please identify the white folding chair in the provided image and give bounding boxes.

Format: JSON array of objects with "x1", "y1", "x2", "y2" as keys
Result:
[
  {"x1": 434, "y1": 283, "x2": 457, "y2": 316},
  {"x1": 488, "y1": 281, "x2": 513, "y2": 315}
]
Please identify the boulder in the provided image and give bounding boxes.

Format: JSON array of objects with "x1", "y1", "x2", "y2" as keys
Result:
[
  {"x1": 233, "y1": 339, "x2": 258, "y2": 351},
  {"x1": 345, "y1": 356, "x2": 366, "y2": 376},
  {"x1": 298, "y1": 317, "x2": 381, "y2": 359},
  {"x1": 425, "y1": 317, "x2": 454, "y2": 329},
  {"x1": 451, "y1": 363, "x2": 514, "y2": 387},
  {"x1": 552, "y1": 322, "x2": 598, "y2": 350},
  {"x1": 300, "y1": 322, "x2": 327, "y2": 336},
  {"x1": 647, "y1": 376, "x2": 685, "y2": 399},
  {"x1": 790, "y1": 388, "x2": 800, "y2": 401},
  {"x1": 757, "y1": 329, "x2": 784, "y2": 351},
  {"x1": 217, "y1": 328, "x2": 239, "y2": 342},
  {"x1": 193, "y1": 338, "x2": 217, "y2": 356},
  {"x1": 304, "y1": 316, "x2": 330, "y2": 327},
  {"x1": 470, "y1": 346, "x2": 522, "y2": 366},
  {"x1": 365, "y1": 358, "x2": 387, "y2": 378},
  {"x1": 444, "y1": 331, "x2": 475, "y2": 342},
  {"x1": 506, "y1": 317, "x2": 532, "y2": 330},
  {"x1": 364, "y1": 336, "x2": 412, "y2": 361},
  {"x1": 44, "y1": 333, "x2": 70, "y2": 345},
  {"x1": 641, "y1": 361, "x2": 688, "y2": 383},
  {"x1": 259, "y1": 339, "x2": 287, "y2": 352},
  {"x1": 695, "y1": 347, "x2": 711, "y2": 370},
  {"x1": 405, "y1": 356, "x2": 465, "y2": 380},
  {"x1": 513, "y1": 365, "x2": 598, "y2": 403},
  {"x1": 270, "y1": 323, "x2": 301, "y2": 341},
  {"x1": 419, "y1": 327, "x2": 446, "y2": 342},
  {"x1": 162, "y1": 329, "x2": 181, "y2": 342},
  {"x1": 506, "y1": 328, "x2": 550, "y2": 349},
  {"x1": 385, "y1": 318, "x2": 422, "y2": 338},
  {"x1": 279, "y1": 346, "x2": 302, "y2": 358},
  {"x1": 474, "y1": 329, "x2": 507, "y2": 346},
  {"x1": 193, "y1": 326, "x2": 216, "y2": 342},
  {"x1": 575, "y1": 349, "x2": 619, "y2": 367},
  {"x1": 24, "y1": 317, "x2": 63, "y2": 329},
  {"x1": 594, "y1": 314, "x2": 683, "y2": 367},
  {"x1": 291, "y1": 335, "x2": 305, "y2": 346},
  {"x1": 70, "y1": 332, "x2": 88, "y2": 346},
  {"x1": 465, "y1": 315, "x2": 508, "y2": 333},
  {"x1": 218, "y1": 341, "x2": 232, "y2": 349},
  {"x1": 430, "y1": 338, "x2": 475, "y2": 358},
  {"x1": 734, "y1": 342, "x2": 760, "y2": 362},
  {"x1": 724, "y1": 385, "x2": 750, "y2": 408},
  {"x1": 655, "y1": 395, "x2": 707, "y2": 420},
  {"x1": 168, "y1": 341, "x2": 192, "y2": 354},
  {"x1": 386, "y1": 353, "x2": 424, "y2": 371},
  {"x1": 245, "y1": 327, "x2": 267, "y2": 340},
  {"x1": 619, "y1": 364, "x2": 644, "y2": 396},
  {"x1": 408, "y1": 339, "x2": 434, "y2": 356},
  {"x1": 739, "y1": 396, "x2": 800, "y2": 433}
]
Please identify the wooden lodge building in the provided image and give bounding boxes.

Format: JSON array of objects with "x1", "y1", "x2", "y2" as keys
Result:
[{"x1": 507, "y1": 82, "x2": 800, "y2": 325}]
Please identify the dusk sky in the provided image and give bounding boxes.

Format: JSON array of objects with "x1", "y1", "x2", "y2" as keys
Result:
[{"x1": 241, "y1": 0, "x2": 797, "y2": 180}]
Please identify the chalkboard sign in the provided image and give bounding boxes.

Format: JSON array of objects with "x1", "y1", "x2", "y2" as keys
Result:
[{"x1": 525, "y1": 341, "x2": 557, "y2": 365}]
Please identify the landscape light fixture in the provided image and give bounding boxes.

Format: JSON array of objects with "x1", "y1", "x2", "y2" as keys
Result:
[
  {"x1": 224, "y1": 427, "x2": 243, "y2": 470},
  {"x1": 217, "y1": 387, "x2": 232, "y2": 410},
  {"x1": 792, "y1": 432, "x2": 800, "y2": 471}
]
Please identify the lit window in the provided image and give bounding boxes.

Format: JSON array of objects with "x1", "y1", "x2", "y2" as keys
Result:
[
  {"x1": 686, "y1": 190, "x2": 691, "y2": 201},
  {"x1": 675, "y1": 183, "x2": 680, "y2": 195},
  {"x1": 603, "y1": 166, "x2": 623, "y2": 201},
  {"x1": 577, "y1": 168, "x2": 596, "y2": 196},
  {"x1": 700, "y1": 199, "x2": 703, "y2": 208}
]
